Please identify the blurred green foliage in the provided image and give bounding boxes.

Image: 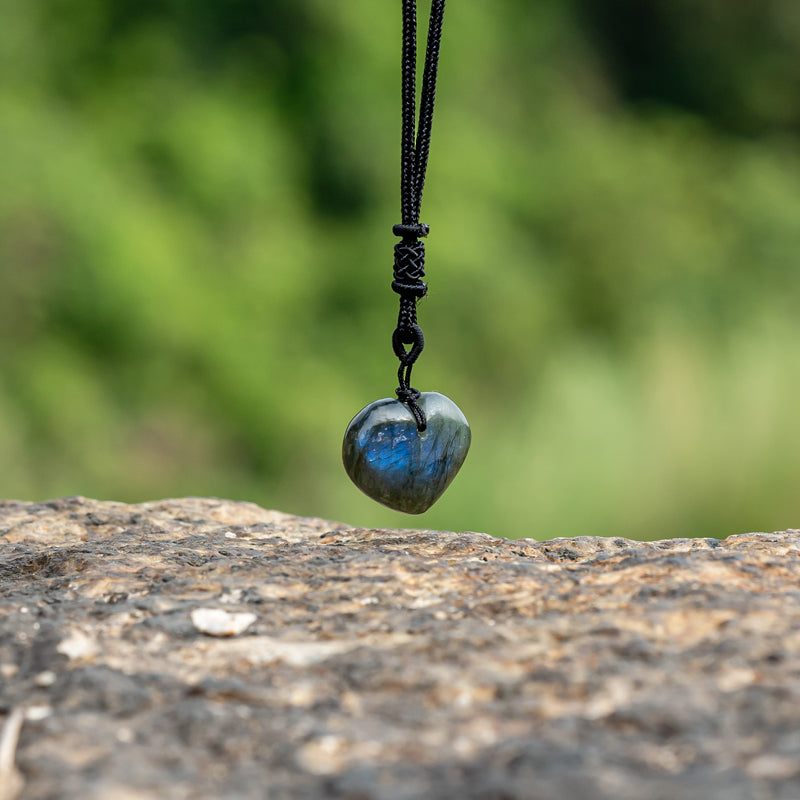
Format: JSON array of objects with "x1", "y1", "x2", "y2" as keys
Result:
[{"x1": 2, "y1": 0, "x2": 800, "y2": 539}]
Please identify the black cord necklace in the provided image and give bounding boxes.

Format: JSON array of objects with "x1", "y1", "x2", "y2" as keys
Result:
[{"x1": 342, "y1": 0, "x2": 471, "y2": 514}]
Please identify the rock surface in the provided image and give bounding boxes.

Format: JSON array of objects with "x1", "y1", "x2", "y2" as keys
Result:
[{"x1": 1, "y1": 497, "x2": 799, "y2": 800}]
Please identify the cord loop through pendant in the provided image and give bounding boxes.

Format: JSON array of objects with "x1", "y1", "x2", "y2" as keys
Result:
[{"x1": 392, "y1": 324, "x2": 424, "y2": 362}]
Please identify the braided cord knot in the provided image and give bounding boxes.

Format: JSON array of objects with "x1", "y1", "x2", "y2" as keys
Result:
[{"x1": 392, "y1": 237, "x2": 427, "y2": 299}]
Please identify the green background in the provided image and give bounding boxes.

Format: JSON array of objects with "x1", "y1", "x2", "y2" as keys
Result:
[{"x1": 3, "y1": 0, "x2": 800, "y2": 540}]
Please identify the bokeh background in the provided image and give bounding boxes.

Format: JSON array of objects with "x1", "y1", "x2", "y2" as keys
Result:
[{"x1": 2, "y1": 0, "x2": 800, "y2": 540}]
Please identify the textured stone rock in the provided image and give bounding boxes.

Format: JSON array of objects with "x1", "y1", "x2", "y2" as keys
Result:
[{"x1": 1, "y1": 496, "x2": 799, "y2": 799}]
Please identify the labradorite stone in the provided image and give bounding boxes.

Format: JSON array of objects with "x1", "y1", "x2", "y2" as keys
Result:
[{"x1": 342, "y1": 392, "x2": 471, "y2": 514}]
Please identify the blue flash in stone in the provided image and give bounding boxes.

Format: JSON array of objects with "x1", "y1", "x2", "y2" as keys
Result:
[{"x1": 342, "y1": 392, "x2": 470, "y2": 514}]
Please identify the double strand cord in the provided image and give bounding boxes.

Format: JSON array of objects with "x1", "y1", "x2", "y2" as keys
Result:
[{"x1": 391, "y1": 0, "x2": 446, "y2": 432}]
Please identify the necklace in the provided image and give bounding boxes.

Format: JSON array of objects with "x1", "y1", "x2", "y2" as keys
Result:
[{"x1": 342, "y1": 0, "x2": 470, "y2": 514}]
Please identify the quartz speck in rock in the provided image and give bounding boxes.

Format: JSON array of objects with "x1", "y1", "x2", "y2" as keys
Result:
[{"x1": 190, "y1": 608, "x2": 256, "y2": 637}]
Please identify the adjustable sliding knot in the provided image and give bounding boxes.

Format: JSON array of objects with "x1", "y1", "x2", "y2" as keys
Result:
[{"x1": 391, "y1": 223, "x2": 428, "y2": 299}]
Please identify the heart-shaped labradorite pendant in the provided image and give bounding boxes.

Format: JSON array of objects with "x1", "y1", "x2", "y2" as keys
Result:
[{"x1": 342, "y1": 391, "x2": 470, "y2": 514}]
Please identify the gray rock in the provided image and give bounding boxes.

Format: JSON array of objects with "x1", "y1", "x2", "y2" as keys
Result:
[{"x1": 1, "y1": 496, "x2": 799, "y2": 799}]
